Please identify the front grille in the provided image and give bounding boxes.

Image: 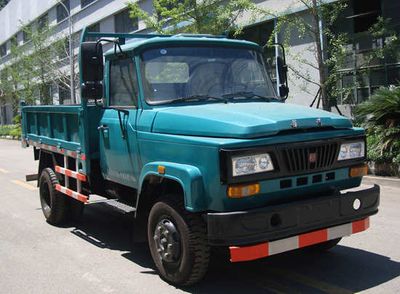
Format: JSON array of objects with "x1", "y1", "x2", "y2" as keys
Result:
[{"x1": 282, "y1": 142, "x2": 339, "y2": 173}]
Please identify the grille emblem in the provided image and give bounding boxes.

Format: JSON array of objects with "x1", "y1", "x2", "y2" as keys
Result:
[
  {"x1": 291, "y1": 120, "x2": 298, "y2": 128},
  {"x1": 316, "y1": 118, "x2": 322, "y2": 127},
  {"x1": 309, "y1": 152, "x2": 317, "y2": 163}
]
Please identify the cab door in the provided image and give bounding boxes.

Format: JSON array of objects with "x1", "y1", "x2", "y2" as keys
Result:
[{"x1": 99, "y1": 56, "x2": 141, "y2": 188}]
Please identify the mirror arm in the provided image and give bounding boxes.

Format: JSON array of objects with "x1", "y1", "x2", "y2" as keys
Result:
[
  {"x1": 265, "y1": 42, "x2": 289, "y2": 100},
  {"x1": 96, "y1": 38, "x2": 125, "y2": 57}
]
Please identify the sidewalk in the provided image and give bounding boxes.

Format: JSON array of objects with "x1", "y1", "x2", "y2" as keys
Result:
[{"x1": 363, "y1": 175, "x2": 400, "y2": 189}]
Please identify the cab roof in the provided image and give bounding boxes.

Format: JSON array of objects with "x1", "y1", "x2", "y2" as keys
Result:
[{"x1": 104, "y1": 35, "x2": 261, "y2": 57}]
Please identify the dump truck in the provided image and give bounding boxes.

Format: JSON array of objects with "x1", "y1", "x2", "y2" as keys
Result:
[{"x1": 21, "y1": 29, "x2": 380, "y2": 286}]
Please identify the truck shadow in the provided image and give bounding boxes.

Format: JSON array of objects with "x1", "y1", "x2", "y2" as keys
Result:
[
  {"x1": 196, "y1": 247, "x2": 400, "y2": 293},
  {"x1": 69, "y1": 203, "x2": 400, "y2": 293}
]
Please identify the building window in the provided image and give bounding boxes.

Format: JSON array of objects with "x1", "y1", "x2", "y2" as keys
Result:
[
  {"x1": 57, "y1": 38, "x2": 70, "y2": 60},
  {"x1": 352, "y1": 0, "x2": 381, "y2": 33},
  {"x1": 109, "y1": 58, "x2": 138, "y2": 106},
  {"x1": 57, "y1": 0, "x2": 70, "y2": 23},
  {"x1": 22, "y1": 25, "x2": 31, "y2": 43},
  {"x1": 81, "y1": 0, "x2": 95, "y2": 9},
  {"x1": 58, "y1": 83, "x2": 70, "y2": 104},
  {"x1": 0, "y1": 44, "x2": 6, "y2": 57},
  {"x1": 10, "y1": 36, "x2": 18, "y2": 49},
  {"x1": 38, "y1": 13, "x2": 49, "y2": 31},
  {"x1": 114, "y1": 9, "x2": 138, "y2": 33},
  {"x1": 87, "y1": 22, "x2": 100, "y2": 41},
  {"x1": 0, "y1": 0, "x2": 10, "y2": 11}
]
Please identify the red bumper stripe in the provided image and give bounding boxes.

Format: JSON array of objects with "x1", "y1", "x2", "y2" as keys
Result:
[
  {"x1": 230, "y1": 243, "x2": 269, "y2": 262},
  {"x1": 55, "y1": 166, "x2": 87, "y2": 182},
  {"x1": 352, "y1": 218, "x2": 370, "y2": 233},
  {"x1": 298, "y1": 228, "x2": 328, "y2": 247},
  {"x1": 55, "y1": 184, "x2": 88, "y2": 203},
  {"x1": 229, "y1": 218, "x2": 370, "y2": 263}
]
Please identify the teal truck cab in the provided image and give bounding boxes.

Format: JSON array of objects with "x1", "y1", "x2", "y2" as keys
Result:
[{"x1": 21, "y1": 29, "x2": 379, "y2": 286}]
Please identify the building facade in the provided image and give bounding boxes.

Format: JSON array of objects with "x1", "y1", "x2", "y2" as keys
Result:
[{"x1": 0, "y1": 0, "x2": 399, "y2": 123}]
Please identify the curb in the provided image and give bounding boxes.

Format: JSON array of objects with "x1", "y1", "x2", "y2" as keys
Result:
[
  {"x1": 0, "y1": 135, "x2": 21, "y2": 141},
  {"x1": 363, "y1": 175, "x2": 400, "y2": 189}
]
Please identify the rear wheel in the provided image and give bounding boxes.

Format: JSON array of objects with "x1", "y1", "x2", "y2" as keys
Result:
[
  {"x1": 147, "y1": 195, "x2": 210, "y2": 286},
  {"x1": 39, "y1": 168, "x2": 69, "y2": 225}
]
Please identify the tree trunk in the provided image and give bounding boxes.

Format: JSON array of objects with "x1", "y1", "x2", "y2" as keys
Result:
[{"x1": 312, "y1": 0, "x2": 330, "y2": 111}]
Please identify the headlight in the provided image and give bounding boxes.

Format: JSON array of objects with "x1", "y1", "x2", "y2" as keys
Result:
[
  {"x1": 232, "y1": 153, "x2": 274, "y2": 176},
  {"x1": 337, "y1": 141, "x2": 365, "y2": 161}
]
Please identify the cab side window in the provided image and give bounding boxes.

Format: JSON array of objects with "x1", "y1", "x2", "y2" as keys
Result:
[{"x1": 109, "y1": 58, "x2": 138, "y2": 106}]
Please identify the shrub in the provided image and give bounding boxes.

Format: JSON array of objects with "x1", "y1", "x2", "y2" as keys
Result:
[
  {"x1": 355, "y1": 86, "x2": 400, "y2": 170},
  {"x1": 0, "y1": 124, "x2": 21, "y2": 138},
  {"x1": 366, "y1": 127, "x2": 400, "y2": 163}
]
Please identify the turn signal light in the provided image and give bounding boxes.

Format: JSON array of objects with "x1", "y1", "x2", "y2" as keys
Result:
[
  {"x1": 157, "y1": 165, "x2": 166, "y2": 174},
  {"x1": 227, "y1": 183, "x2": 260, "y2": 198},
  {"x1": 349, "y1": 164, "x2": 368, "y2": 178}
]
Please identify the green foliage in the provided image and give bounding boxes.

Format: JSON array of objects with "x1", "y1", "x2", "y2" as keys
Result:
[
  {"x1": 366, "y1": 127, "x2": 400, "y2": 164},
  {"x1": 128, "y1": 0, "x2": 256, "y2": 35},
  {"x1": 354, "y1": 87, "x2": 400, "y2": 128},
  {"x1": 0, "y1": 124, "x2": 21, "y2": 138},
  {"x1": 263, "y1": 1, "x2": 399, "y2": 110},
  {"x1": 0, "y1": 0, "x2": 9, "y2": 10},
  {"x1": 12, "y1": 114, "x2": 21, "y2": 125},
  {"x1": 367, "y1": 17, "x2": 400, "y2": 64},
  {"x1": 355, "y1": 86, "x2": 400, "y2": 166},
  {"x1": 264, "y1": 0, "x2": 349, "y2": 110},
  {"x1": 0, "y1": 114, "x2": 22, "y2": 138},
  {"x1": 0, "y1": 22, "x2": 76, "y2": 110}
]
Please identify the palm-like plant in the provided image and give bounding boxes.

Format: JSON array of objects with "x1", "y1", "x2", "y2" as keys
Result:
[
  {"x1": 355, "y1": 86, "x2": 400, "y2": 127},
  {"x1": 354, "y1": 86, "x2": 400, "y2": 163}
]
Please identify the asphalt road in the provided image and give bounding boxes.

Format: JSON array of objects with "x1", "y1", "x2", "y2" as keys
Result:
[{"x1": 0, "y1": 139, "x2": 399, "y2": 294}]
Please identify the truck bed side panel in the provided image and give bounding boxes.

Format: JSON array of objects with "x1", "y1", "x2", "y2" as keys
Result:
[{"x1": 21, "y1": 105, "x2": 103, "y2": 176}]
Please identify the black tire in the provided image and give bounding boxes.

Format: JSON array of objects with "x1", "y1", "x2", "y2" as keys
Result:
[
  {"x1": 147, "y1": 195, "x2": 210, "y2": 286},
  {"x1": 39, "y1": 168, "x2": 69, "y2": 225},
  {"x1": 307, "y1": 238, "x2": 342, "y2": 252}
]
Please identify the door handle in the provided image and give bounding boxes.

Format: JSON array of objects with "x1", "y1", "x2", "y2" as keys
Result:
[
  {"x1": 98, "y1": 124, "x2": 109, "y2": 139},
  {"x1": 98, "y1": 125, "x2": 109, "y2": 131}
]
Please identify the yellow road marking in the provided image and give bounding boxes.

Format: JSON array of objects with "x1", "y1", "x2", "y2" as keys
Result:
[
  {"x1": 0, "y1": 168, "x2": 9, "y2": 174},
  {"x1": 11, "y1": 180, "x2": 37, "y2": 191},
  {"x1": 271, "y1": 268, "x2": 353, "y2": 294}
]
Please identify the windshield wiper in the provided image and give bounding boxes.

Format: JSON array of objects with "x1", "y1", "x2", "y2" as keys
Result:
[
  {"x1": 222, "y1": 91, "x2": 280, "y2": 102},
  {"x1": 166, "y1": 94, "x2": 228, "y2": 104}
]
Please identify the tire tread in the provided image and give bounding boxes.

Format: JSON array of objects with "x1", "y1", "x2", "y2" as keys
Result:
[{"x1": 150, "y1": 195, "x2": 210, "y2": 286}]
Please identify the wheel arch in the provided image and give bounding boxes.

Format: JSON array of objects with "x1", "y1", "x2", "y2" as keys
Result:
[
  {"x1": 136, "y1": 162, "x2": 206, "y2": 217},
  {"x1": 37, "y1": 150, "x2": 64, "y2": 186},
  {"x1": 38, "y1": 150, "x2": 57, "y2": 176}
]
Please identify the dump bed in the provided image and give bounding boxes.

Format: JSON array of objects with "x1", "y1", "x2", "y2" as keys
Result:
[{"x1": 21, "y1": 104, "x2": 102, "y2": 175}]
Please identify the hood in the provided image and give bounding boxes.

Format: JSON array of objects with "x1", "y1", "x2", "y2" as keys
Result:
[{"x1": 152, "y1": 102, "x2": 352, "y2": 139}]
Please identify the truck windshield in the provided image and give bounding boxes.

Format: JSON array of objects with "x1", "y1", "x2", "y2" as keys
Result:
[{"x1": 140, "y1": 46, "x2": 278, "y2": 104}]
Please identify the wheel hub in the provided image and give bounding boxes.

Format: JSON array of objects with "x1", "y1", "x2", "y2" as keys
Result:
[{"x1": 154, "y1": 219, "x2": 181, "y2": 263}]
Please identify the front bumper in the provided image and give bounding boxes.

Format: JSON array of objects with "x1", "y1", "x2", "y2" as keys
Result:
[{"x1": 207, "y1": 184, "x2": 380, "y2": 246}]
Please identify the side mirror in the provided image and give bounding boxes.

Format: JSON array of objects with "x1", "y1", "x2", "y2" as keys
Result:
[
  {"x1": 276, "y1": 55, "x2": 289, "y2": 99},
  {"x1": 80, "y1": 41, "x2": 103, "y2": 100}
]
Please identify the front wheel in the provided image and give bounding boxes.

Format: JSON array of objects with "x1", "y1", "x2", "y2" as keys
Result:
[{"x1": 147, "y1": 195, "x2": 210, "y2": 286}]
